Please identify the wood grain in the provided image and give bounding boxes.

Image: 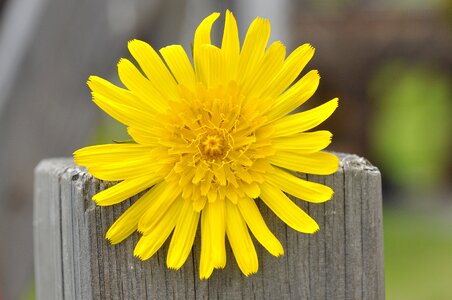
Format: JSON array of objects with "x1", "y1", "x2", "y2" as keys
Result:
[{"x1": 34, "y1": 153, "x2": 384, "y2": 299}]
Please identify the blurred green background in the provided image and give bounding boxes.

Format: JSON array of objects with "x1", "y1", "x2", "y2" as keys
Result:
[
  {"x1": 0, "y1": 0, "x2": 451, "y2": 299},
  {"x1": 373, "y1": 60, "x2": 452, "y2": 299}
]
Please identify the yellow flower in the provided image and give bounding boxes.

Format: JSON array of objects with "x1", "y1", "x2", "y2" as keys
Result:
[{"x1": 74, "y1": 10, "x2": 339, "y2": 279}]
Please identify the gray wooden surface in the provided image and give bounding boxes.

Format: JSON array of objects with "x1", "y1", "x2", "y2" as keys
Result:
[{"x1": 34, "y1": 153, "x2": 384, "y2": 300}]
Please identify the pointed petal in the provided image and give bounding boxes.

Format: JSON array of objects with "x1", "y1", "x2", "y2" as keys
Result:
[
  {"x1": 260, "y1": 182, "x2": 319, "y2": 233},
  {"x1": 237, "y1": 197, "x2": 284, "y2": 256},
  {"x1": 117, "y1": 58, "x2": 168, "y2": 113},
  {"x1": 221, "y1": 10, "x2": 240, "y2": 80},
  {"x1": 261, "y1": 43, "x2": 314, "y2": 99},
  {"x1": 194, "y1": 12, "x2": 220, "y2": 79},
  {"x1": 128, "y1": 39, "x2": 179, "y2": 100},
  {"x1": 167, "y1": 197, "x2": 200, "y2": 269},
  {"x1": 238, "y1": 17, "x2": 271, "y2": 86},
  {"x1": 138, "y1": 182, "x2": 181, "y2": 233},
  {"x1": 93, "y1": 174, "x2": 162, "y2": 206},
  {"x1": 200, "y1": 210, "x2": 214, "y2": 279},
  {"x1": 272, "y1": 130, "x2": 332, "y2": 153},
  {"x1": 73, "y1": 144, "x2": 157, "y2": 181},
  {"x1": 207, "y1": 199, "x2": 226, "y2": 268},
  {"x1": 88, "y1": 77, "x2": 156, "y2": 130},
  {"x1": 194, "y1": 12, "x2": 220, "y2": 46},
  {"x1": 74, "y1": 144, "x2": 150, "y2": 163},
  {"x1": 267, "y1": 70, "x2": 320, "y2": 120},
  {"x1": 134, "y1": 198, "x2": 183, "y2": 260},
  {"x1": 271, "y1": 98, "x2": 339, "y2": 137},
  {"x1": 243, "y1": 41, "x2": 286, "y2": 100},
  {"x1": 269, "y1": 151, "x2": 339, "y2": 175},
  {"x1": 160, "y1": 45, "x2": 196, "y2": 88},
  {"x1": 226, "y1": 200, "x2": 258, "y2": 276},
  {"x1": 197, "y1": 44, "x2": 225, "y2": 88},
  {"x1": 87, "y1": 75, "x2": 154, "y2": 113},
  {"x1": 105, "y1": 181, "x2": 167, "y2": 244},
  {"x1": 266, "y1": 167, "x2": 334, "y2": 203}
]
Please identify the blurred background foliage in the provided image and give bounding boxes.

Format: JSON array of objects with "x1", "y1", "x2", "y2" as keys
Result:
[
  {"x1": 0, "y1": 0, "x2": 451, "y2": 299},
  {"x1": 370, "y1": 61, "x2": 452, "y2": 192}
]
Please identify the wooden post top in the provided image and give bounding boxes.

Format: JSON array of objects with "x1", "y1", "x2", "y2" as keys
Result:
[{"x1": 34, "y1": 154, "x2": 384, "y2": 300}]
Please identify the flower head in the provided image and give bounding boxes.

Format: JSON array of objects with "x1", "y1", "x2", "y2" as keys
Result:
[{"x1": 74, "y1": 10, "x2": 339, "y2": 279}]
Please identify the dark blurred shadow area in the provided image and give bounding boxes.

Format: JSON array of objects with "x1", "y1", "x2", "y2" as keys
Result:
[{"x1": 0, "y1": 0, "x2": 451, "y2": 299}]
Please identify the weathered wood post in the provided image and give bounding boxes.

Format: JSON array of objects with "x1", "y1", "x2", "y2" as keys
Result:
[{"x1": 33, "y1": 153, "x2": 384, "y2": 299}]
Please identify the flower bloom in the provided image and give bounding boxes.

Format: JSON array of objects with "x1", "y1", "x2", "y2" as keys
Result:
[{"x1": 74, "y1": 10, "x2": 339, "y2": 279}]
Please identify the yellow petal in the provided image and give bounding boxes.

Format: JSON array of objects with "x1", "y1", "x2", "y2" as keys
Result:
[
  {"x1": 266, "y1": 167, "x2": 334, "y2": 203},
  {"x1": 93, "y1": 174, "x2": 162, "y2": 206},
  {"x1": 127, "y1": 127, "x2": 158, "y2": 145},
  {"x1": 194, "y1": 12, "x2": 220, "y2": 80},
  {"x1": 179, "y1": 168, "x2": 196, "y2": 188},
  {"x1": 73, "y1": 144, "x2": 157, "y2": 181},
  {"x1": 197, "y1": 44, "x2": 225, "y2": 88},
  {"x1": 221, "y1": 10, "x2": 240, "y2": 81},
  {"x1": 259, "y1": 182, "x2": 319, "y2": 233},
  {"x1": 128, "y1": 39, "x2": 179, "y2": 100},
  {"x1": 88, "y1": 75, "x2": 153, "y2": 113},
  {"x1": 234, "y1": 166, "x2": 253, "y2": 184},
  {"x1": 213, "y1": 166, "x2": 227, "y2": 186},
  {"x1": 269, "y1": 151, "x2": 339, "y2": 175},
  {"x1": 193, "y1": 190, "x2": 207, "y2": 212},
  {"x1": 243, "y1": 41, "x2": 286, "y2": 101},
  {"x1": 117, "y1": 58, "x2": 168, "y2": 113},
  {"x1": 266, "y1": 70, "x2": 320, "y2": 120},
  {"x1": 134, "y1": 197, "x2": 183, "y2": 260},
  {"x1": 74, "y1": 144, "x2": 150, "y2": 162},
  {"x1": 271, "y1": 98, "x2": 339, "y2": 137},
  {"x1": 200, "y1": 209, "x2": 214, "y2": 279},
  {"x1": 272, "y1": 130, "x2": 332, "y2": 153},
  {"x1": 105, "y1": 181, "x2": 167, "y2": 244},
  {"x1": 261, "y1": 43, "x2": 314, "y2": 99},
  {"x1": 240, "y1": 181, "x2": 261, "y2": 198},
  {"x1": 207, "y1": 200, "x2": 226, "y2": 268},
  {"x1": 237, "y1": 197, "x2": 284, "y2": 256},
  {"x1": 226, "y1": 185, "x2": 239, "y2": 204},
  {"x1": 138, "y1": 181, "x2": 181, "y2": 233},
  {"x1": 192, "y1": 162, "x2": 208, "y2": 184},
  {"x1": 250, "y1": 159, "x2": 275, "y2": 174},
  {"x1": 238, "y1": 17, "x2": 271, "y2": 86},
  {"x1": 167, "y1": 197, "x2": 200, "y2": 269},
  {"x1": 160, "y1": 45, "x2": 196, "y2": 88},
  {"x1": 225, "y1": 200, "x2": 258, "y2": 276},
  {"x1": 200, "y1": 172, "x2": 213, "y2": 196},
  {"x1": 207, "y1": 188, "x2": 217, "y2": 203},
  {"x1": 83, "y1": 159, "x2": 157, "y2": 181},
  {"x1": 88, "y1": 87, "x2": 155, "y2": 131},
  {"x1": 194, "y1": 12, "x2": 220, "y2": 46}
]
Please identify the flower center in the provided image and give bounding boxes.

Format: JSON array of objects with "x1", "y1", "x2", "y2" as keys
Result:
[
  {"x1": 201, "y1": 135, "x2": 224, "y2": 156},
  {"x1": 197, "y1": 129, "x2": 232, "y2": 161}
]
